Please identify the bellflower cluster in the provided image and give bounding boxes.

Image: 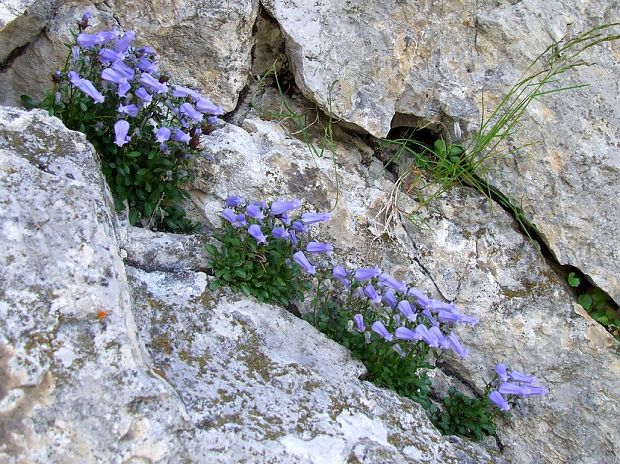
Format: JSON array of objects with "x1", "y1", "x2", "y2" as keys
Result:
[
  {"x1": 329, "y1": 265, "x2": 477, "y2": 359},
  {"x1": 207, "y1": 196, "x2": 332, "y2": 305},
  {"x1": 487, "y1": 363, "x2": 548, "y2": 412},
  {"x1": 33, "y1": 11, "x2": 224, "y2": 232}
]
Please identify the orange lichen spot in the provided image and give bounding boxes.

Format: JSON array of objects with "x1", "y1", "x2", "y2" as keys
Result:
[{"x1": 97, "y1": 310, "x2": 109, "y2": 320}]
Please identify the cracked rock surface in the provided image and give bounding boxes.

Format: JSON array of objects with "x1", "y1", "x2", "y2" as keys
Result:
[{"x1": 0, "y1": 106, "x2": 497, "y2": 462}]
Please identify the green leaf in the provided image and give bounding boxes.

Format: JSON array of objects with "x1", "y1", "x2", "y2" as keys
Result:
[
  {"x1": 205, "y1": 244, "x2": 218, "y2": 256},
  {"x1": 126, "y1": 151, "x2": 142, "y2": 158},
  {"x1": 578, "y1": 293, "x2": 593, "y2": 310},
  {"x1": 567, "y1": 272, "x2": 581, "y2": 288}
]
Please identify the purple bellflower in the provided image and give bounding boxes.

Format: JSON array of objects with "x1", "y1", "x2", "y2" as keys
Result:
[
  {"x1": 495, "y1": 363, "x2": 509, "y2": 382},
  {"x1": 382, "y1": 290, "x2": 397, "y2": 309},
  {"x1": 155, "y1": 127, "x2": 171, "y2": 143},
  {"x1": 69, "y1": 72, "x2": 105, "y2": 103},
  {"x1": 118, "y1": 104, "x2": 139, "y2": 118},
  {"x1": 134, "y1": 87, "x2": 152, "y2": 105},
  {"x1": 292, "y1": 251, "x2": 316, "y2": 275},
  {"x1": 246, "y1": 204, "x2": 264, "y2": 221},
  {"x1": 447, "y1": 332, "x2": 468, "y2": 358},
  {"x1": 271, "y1": 227, "x2": 289, "y2": 240},
  {"x1": 371, "y1": 321, "x2": 393, "y2": 342},
  {"x1": 354, "y1": 267, "x2": 381, "y2": 282},
  {"x1": 353, "y1": 314, "x2": 365, "y2": 332},
  {"x1": 247, "y1": 224, "x2": 267, "y2": 244},
  {"x1": 137, "y1": 56, "x2": 158, "y2": 73},
  {"x1": 77, "y1": 32, "x2": 102, "y2": 48},
  {"x1": 332, "y1": 266, "x2": 349, "y2": 287},
  {"x1": 363, "y1": 284, "x2": 382, "y2": 305},
  {"x1": 221, "y1": 209, "x2": 246, "y2": 228},
  {"x1": 196, "y1": 97, "x2": 224, "y2": 115},
  {"x1": 114, "y1": 120, "x2": 131, "y2": 147},
  {"x1": 140, "y1": 73, "x2": 168, "y2": 94},
  {"x1": 301, "y1": 212, "x2": 331, "y2": 224},
  {"x1": 114, "y1": 31, "x2": 135, "y2": 53},
  {"x1": 489, "y1": 391, "x2": 510, "y2": 412},
  {"x1": 172, "y1": 85, "x2": 201, "y2": 99},
  {"x1": 394, "y1": 326, "x2": 420, "y2": 341},
  {"x1": 397, "y1": 300, "x2": 417, "y2": 322},
  {"x1": 291, "y1": 221, "x2": 308, "y2": 233},
  {"x1": 378, "y1": 273, "x2": 407, "y2": 293},
  {"x1": 99, "y1": 48, "x2": 123, "y2": 64},
  {"x1": 225, "y1": 195, "x2": 244, "y2": 207},
  {"x1": 173, "y1": 129, "x2": 191, "y2": 144},
  {"x1": 180, "y1": 102, "x2": 203, "y2": 122},
  {"x1": 306, "y1": 242, "x2": 333, "y2": 253},
  {"x1": 271, "y1": 199, "x2": 301, "y2": 216}
]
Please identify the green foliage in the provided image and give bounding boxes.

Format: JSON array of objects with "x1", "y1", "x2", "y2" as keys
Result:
[
  {"x1": 26, "y1": 21, "x2": 222, "y2": 232},
  {"x1": 432, "y1": 387, "x2": 497, "y2": 441},
  {"x1": 383, "y1": 24, "x2": 620, "y2": 240},
  {"x1": 206, "y1": 222, "x2": 311, "y2": 307},
  {"x1": 305, "y1": 280, "x2": 438, "y2": 412},
  {"x1": 568, "y1": 272, "x2": 620, "y2": 332}
]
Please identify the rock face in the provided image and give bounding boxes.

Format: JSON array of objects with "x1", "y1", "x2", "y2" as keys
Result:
[
  {"x1": 0, "y1": 0, "x2": 61, "y2": 62},
  {"x1": 0, "y1": 0, "x2": 259, "y2": 112},
  {"x1": 261, "y1": 0, "x2": 620, "y2": 305},
  {"x1": 0, "y1": 106, "x2": 496, "y2": 462},
  {"x1": 0, "y1": 107, "x2": 188, "y2": 462},
  {"x1": 128, "y1": 267, "x2": 496, "y2": 464},
  {"x1": 194, "y1": 100, "x2": 620, "y2": 463}
]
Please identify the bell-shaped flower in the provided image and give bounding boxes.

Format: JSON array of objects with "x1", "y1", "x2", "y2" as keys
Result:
[
  {"x1": 114, "y1": 120, "x2": 131, "y2": 147},
  {"x1": 415, "y1": 324, "x2": 439, "y2": 348},
  {"x1": 354, "y1": 267, "x2": 381, "y2": 282},
  {"x1": 172, "y1": 85, "x2": 201, "y2": 99},
  {"x1": 137, "y1": 56, "x2": 158, "y2": 73},
  {"x1": 363, "y1": 284, "x2": 382, "y2": 305},
  {"x1": 118, "y1": 104, "x2": 139, "y2": 118},
  {"x1": 407, "y1": 287, "x2": 431, "y2": 309},
  {"x1": 353, "y1": 314, "x2": 365, "y2": 332},
  {"x1": 225, "y1": 195, "x2": 244, "y2": 207},
  {"x1": 378, "y1": 273, "x2": 407, "y2": 293},
  {"x1": 291, "y1": 221, "x2": 308, "y2": 233},
  {"x1": 69, "y1": 72, "x2": 104, "y2": 104},
  {"x1": 301, "y1": 212, "x2": 331, "y2": 224},
  {"x1": 112, "y1": 61, "x2": 135, "y2": 79},
  {"x1": 173, "y1": 129, "x2": 191, "y2": 144},
  {"x1": 134, "y1": 87, "x2": 152, "y2": 105},
  {"x1": 306, "y1": 242, "x2": 333, "y2": 254},
  {"x1": 247, "y1": 224, "x2": 267, "y2": 244},
  {"x1": 382, "y1": 290, "x2": 397, "y2": 309},
  {"x1": 180, "y1": 102, "x2": 203, "y2": 122},
  {"x1": 397, "y1": 300, "x2": 417, "y2": 322},
  {"x1": 77, "y1": 32, "x2": 102, "y2": 48},
  {"x1": 489, "y1": 391, "x2": 510, "y2": 412},
  {"x1": 221, "y1": 209, "x2": 246, "y2": 228},
  {"x1": 292, "y1": 251, "x2": 315, "y2": 275},
  {"x1": 289, "y1": 229, "x2": 298, "y2": 246},
  {"x1": 98, "y1": 30, "x2": 119, "y2": 44},
  {"x1": 100, "y1": 48, "x2": 123, "y2": 64},
  {"x1": 332, "y1": 266, "x2": 349, "y2": 287},
  {"x1": 394, "y1": 326, "x2": 420, "y2": 341},
  {"x1": 495, "y1": 363, "x2": 509, "y2": 382},
  {"x1": 155, "y1": 127, "x2": 171, "y2": 143},
  {"x1": 270, "y1": 199, "x2": 301, "y2": 216},
  {"x1": 196, "y1": 97, "x2": 224, "y2": 115},
  {"x1": 371, "y1": 321, "x2": 393, "y2": 342},
  {"x1": 140, "y1": 72, "x2": 168, "y2": 94},
  {"x1": 246, "y1": 204, "x2": 264, "y2": 221},
  {"x1": 509, "y1": 370, "x2": 537, "y2": 385},
  {"x1": 271, "y1": 227, "x2": 289, "y2": 240},
  {"x1": 447, "y1": 332, "x2": 468, "y2": 358},
  {"x1": 114, "y1": 31, "x2": 135, "y2": 53},
  {"x1": 430, "y1": 326, "x2": 450, "y2": 349}
]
